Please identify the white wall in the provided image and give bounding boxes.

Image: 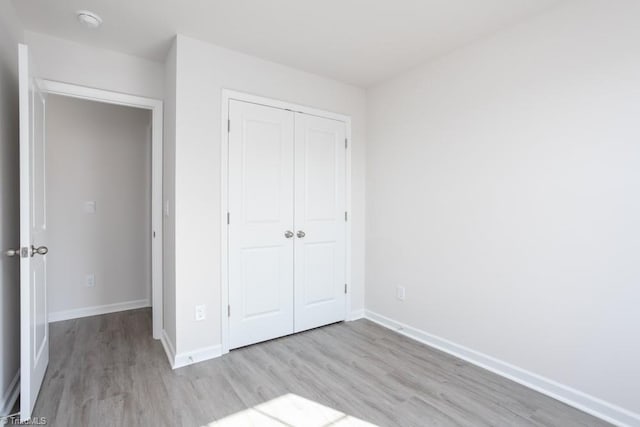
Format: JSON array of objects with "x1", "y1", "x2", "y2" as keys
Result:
[
  {"x1": 0, "y1": 1, "x2": 23, "y2": 415},
  {"x1": 24, "y1": 32, "x2": 164, "y2": 99},
  {"x1": 162, "y1": 39, "x2": 177, "y2": 348},
  {"x1": 46, "y1": 95, "x2": 152, "y2": 318},
  {"x1": 366, "y1": 0, "x2": 640, "y2": 420},
  {"x1": 171, "y1": 35, "x2": 366, "y2": 357}
]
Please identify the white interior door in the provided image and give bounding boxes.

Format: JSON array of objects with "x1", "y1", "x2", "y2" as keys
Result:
[
  {"x1": 293, "y1": 113, "x2": 347, "y2": 332},
  {"x1": 18, "y1": 44, "x2": 49, "y2": 420},
  {"x1": 228, "y1": 100, "x2": 295, "y2": 349}
]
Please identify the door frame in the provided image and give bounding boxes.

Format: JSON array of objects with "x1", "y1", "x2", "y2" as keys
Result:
[
  {"x1": 220, "y1": 89, "x2": 352, "y2": 354},
  {"x1": 40, "y1": 80, "x2": 164, "y2": 340}
]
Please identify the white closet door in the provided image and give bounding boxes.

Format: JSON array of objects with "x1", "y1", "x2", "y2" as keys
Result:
[
  {"x1": 293, "y1": 113, "x2": 347, "y2": 332},
  {"x1": 228, "y1": 100, "x2": 295, "y2": 349}
]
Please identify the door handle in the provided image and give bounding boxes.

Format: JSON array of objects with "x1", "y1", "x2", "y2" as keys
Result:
[
  {"x1": 284, "y1": 230, "x2": 294, "y2": 239},
  {"x1": 296, "y1": 230, "x2": 306, "y2": 238},
  {"x1": 30, "y1": 245, "x2": 48, "y2": 257},
  {"x1": 4, "y1": 248, "x2": 20, "y2": 257}
]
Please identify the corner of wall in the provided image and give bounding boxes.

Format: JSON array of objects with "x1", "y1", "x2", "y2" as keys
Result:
[{"x1": 162, "y1": 37, "x2": 178, "y2": 349}]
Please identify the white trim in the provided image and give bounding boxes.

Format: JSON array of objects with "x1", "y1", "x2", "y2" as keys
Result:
[
  {"x1": 40, "y1": 80, "x2": 162, "y2": 111},
  {"x1": 220, "y1": 91, "x2": 230, "y2": 355},
  {"x1": 160, "y1": 330, "x2": 176, "y2": 369},
  {"x1": 173, "y1": 345, "x2": 222, "y2": 369},
  {"x1": 0, "y1": 371, "x2": 20, "y2": 416},
  {"x1": 364, "y1": 310, "x2": 640, "y2": 427},
  {"x1": 48, "y1": 299, "x2": 151, "y2": 323},
  {"x1": 222, "y1": 90, "x2": 351, "y2": 123},
  {"x1": 220, "y1": 89, "x2": 353, "y2": 354},
  {"x1": 39, "y1": 79, "x2": 164, "y2": 340},
  {"x1": 160, "y1": 330, "x2": 221, "y2": 369},
  {"x1": 344, "y1": 117, "x2": 353, "y2": 328}
]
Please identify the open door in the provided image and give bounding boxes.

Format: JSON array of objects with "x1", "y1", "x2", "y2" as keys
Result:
[{"x1": 18, "y1": 43, "x2": 49, "y2": 421}]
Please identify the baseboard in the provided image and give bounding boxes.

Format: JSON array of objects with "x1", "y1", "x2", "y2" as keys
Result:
[
  {"x1": 48, "y1": 299, "x2": 151, "y2": 323},
  {"x1": 160, "y1": 329, "x2": 177, "y2": 369},
  {"x1": 160, "y1": 329, "x2": 221, "y2": 369},
  {"x1": 174, "y1": 345, "x2": 222, "y2": 369},
  {"x1": 364, "y1": 310, "x2": 640, "y2": 427},
  {"x1": 348, "y1": 309, "x2": 365, "y2": 321},
  {"x1": 0, "y1": 371, "x2": 19, "y2": 416}
]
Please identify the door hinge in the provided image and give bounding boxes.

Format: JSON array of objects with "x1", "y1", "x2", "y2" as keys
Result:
[
  {"x1": 21, "y1": 247, "x2": 29, "y2": 258},
  {"x1": 227, "y1": 212, "x2": 230, "y2": 225},
  {"x1": 344, "y1": 211, "x2": 348, "y2": 222},
  {"x1": 344, "y1": 284, "x2": 348, "y2": 294},
  {"x1": 228, "y1": 305, "x2": 231, "y2": 317},
  {"x1": 345, "y1": 138, "x2": 348, "y2": 149},
  {"x1": 227, "y1": 119, "x2": 231, "y2": 133}
]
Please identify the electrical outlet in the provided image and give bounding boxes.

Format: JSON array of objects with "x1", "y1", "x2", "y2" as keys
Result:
[
  {"x1": 86, "y1": 274, "x2": 96, "y2": 287},
  {"x1": 195, "y1": 305, "x2": 206, "y2": 321},
  {"x1": 396, "y1": 286, "x2": 406, "y2": 301},
  {"x1": 84, "y1": 201, "x2": 96, "y2": 214},
  {"x1": 164, "y1": 200, "x2": 170, "y2": 217}
]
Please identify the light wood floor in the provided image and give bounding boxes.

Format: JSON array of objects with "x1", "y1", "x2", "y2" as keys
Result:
[{"x1": 33, "y1": 309, "x2": 609, "y2": 426}]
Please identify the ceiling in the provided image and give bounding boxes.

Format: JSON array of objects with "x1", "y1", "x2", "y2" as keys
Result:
[{"x1": 11, "y1": 0, "x2": 561, "y2": 87}]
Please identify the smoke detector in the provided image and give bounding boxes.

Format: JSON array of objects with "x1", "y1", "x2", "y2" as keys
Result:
[{"x1": 76, "y1": 10, "x2": 102, "y2": 29}]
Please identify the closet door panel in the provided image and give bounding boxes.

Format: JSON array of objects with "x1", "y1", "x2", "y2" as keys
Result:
[
  {"x1": 228, "y1": 100, "x2": 295, "y2": 349},
  {"x1": 294, "y1": 113, "x2": 347, "y2": 332}
]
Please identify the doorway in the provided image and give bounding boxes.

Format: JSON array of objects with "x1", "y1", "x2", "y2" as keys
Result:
[
  {"x1": 40, "y1": 80, "x2": 164, "y2": 340},
  {"x1": 46, "y1": 95, "x2": 152, "y2": 322}
]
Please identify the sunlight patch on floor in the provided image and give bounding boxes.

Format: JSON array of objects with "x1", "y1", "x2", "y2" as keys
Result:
[{"x1": 205, "y1": 393, "x2": 378, "y2": 426}]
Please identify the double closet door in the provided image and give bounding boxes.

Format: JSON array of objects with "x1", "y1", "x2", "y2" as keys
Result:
[{"x1": 228, "y1": 99, "x2": 347, "y2": 349}]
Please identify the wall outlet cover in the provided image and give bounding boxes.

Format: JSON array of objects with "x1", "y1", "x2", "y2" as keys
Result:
[
  {"x1": 84, "y1": 201, "x2": 96, "y2": 214},
  {"x1": 195, "y1": 304, "x2": 206, "y2": 321},
  {"x1": 86, "y1": 274, "x2": 96, "y2": 287}
]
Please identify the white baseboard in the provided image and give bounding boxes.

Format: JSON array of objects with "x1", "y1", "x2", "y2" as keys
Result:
[
  {"x1": 160, "y1": 329, "x2": 221, "y2": 369},
  {"x1": 174, "y1": 345, "x2": 222, "y2": 369},
  {"x1": 364, "y1": 310, "x2": 640, "y2": 427},
  {"x1": 348, "y1": 309, "x2": 365, "y2": 321},
  {"x1": 0, "y1": 371, "x2": 19, "y2": 416},
  {"x1": 48, "y1": 299, "x2": 151, "y2": 323},
  {"x1": 160, "y1": 329, "x2": 177, "y2": 369}
]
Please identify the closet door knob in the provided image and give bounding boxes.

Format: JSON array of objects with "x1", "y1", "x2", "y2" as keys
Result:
[
  {"x1": 284, "y1": 230, "x2": 294, "y2": 239},
  {"x1": 296, "y1": 230, "x2": 306, "y2": 238}
]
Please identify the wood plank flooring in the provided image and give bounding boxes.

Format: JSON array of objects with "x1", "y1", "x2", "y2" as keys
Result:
[{"x1": 33, "y1": 309, "x2": 610, "y2": 426}]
